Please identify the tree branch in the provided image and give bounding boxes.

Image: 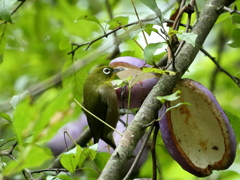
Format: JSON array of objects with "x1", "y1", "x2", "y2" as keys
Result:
[{"x1": 98, "y1": 0, "x2": 235, "y2": 179}]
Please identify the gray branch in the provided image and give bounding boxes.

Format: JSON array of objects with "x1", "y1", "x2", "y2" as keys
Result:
[{"x1": 98, "y1": 0, "x2": 235, "y2": 179}]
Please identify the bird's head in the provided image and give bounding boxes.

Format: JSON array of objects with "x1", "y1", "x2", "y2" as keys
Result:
[{"x1": 90, "y1": 66, "x2": 125, "y2": 82}]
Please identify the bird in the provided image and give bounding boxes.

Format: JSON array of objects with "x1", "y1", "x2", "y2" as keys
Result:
[{"x1": 82, "y1": 66, "x2": 124, "y2": 149}]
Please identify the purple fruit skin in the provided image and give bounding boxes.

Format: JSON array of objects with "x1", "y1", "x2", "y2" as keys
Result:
[
  {"x1": 159, "y1": 79, "x2": 237, "y2": 177},
  {"x1": 110, "y1": 56, "x2": 151, "y2": 68},
  {"x1": 110, "y1": 56, "x2": 159, "y2": 108},
  {"x1": 48, "y1": 113, "x2": 88, "y2": 156},
  {"x1": 116, "y1": 78, "x2": 159, "y2": 109}
]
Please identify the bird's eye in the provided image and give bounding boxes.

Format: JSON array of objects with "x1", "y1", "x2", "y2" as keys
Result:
[{"x1": 103, "y1": 67, "x2": 111, "y2": 75}]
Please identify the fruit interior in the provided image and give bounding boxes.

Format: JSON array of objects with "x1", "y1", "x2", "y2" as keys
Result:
[
  {"x1": 170, "y1": 83, "x2": 226, "y2": 169},
  {"x1": 111, "y1": 62, "x2": 157, "y2": 83}
]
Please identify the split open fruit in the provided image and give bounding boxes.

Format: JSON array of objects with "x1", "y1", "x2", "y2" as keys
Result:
[
  {"x1": 159, "y1": 79, "x2": 237, "y2": 177},
  {"x1": 110, "y1": 56, "x2": 158, "y2": 108}
]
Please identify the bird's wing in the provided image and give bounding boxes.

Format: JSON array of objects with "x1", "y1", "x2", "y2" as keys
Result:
[{"x1": 83, "y1": 88, "x2": 108, "y2": 144}]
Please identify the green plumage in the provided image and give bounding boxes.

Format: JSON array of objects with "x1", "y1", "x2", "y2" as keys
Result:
[{"x1": 83, "y1": 66, "x2": 122, "y2": 148}]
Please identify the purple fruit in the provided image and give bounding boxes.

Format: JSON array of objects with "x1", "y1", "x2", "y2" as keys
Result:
[
  {"x1": 159, "y1": 79, "x2": 237, "y2": 177},
  {"x1": 48, "y1": 114, "x2": 88, "y2": 156},
  {"x1": 110, "y1": 56, "x2": 159, "y2": 108}
]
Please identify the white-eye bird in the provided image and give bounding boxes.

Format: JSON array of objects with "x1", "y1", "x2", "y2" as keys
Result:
[{"x1": 82, "y1": 66, "x2": 124, "y2": 149}]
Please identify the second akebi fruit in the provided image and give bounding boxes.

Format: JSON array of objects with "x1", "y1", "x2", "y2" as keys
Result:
[{"x1": 159, "y1": 79, "x2": 236, "y2": 177}]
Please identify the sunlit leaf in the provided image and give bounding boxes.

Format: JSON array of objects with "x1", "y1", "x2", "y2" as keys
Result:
[
  {"x1": 56, "y1": 173, "x2": 71, "y2": 180},
  {"x1": 0, "y1": 25, "x2": 6, "y2": 64},
  {"x1": 144, "y1": 24, "x2": 158, "y2": 36},
  {"x1": 231, "y1": 14, "x2": 240, "y2": 25},
  {"x1": 0, "y1": 112, "x2": 12, "y2": 123},
  {"x1": 168, "y1": 29, "x2": 180, "y2": 36},
  {"x1": 228, "y1": 28, "x2": 240, "y2": 48},
  {"x1": 32, "y1": 87, "x2": 72, "y2": 142},
  {"x1": 224, "y1": 110, "x2": 240, "y2": 142},
  {"x1": 107, "y1": 16, "x2": 129, "y2": 30},
  {"x1": 120, "y1": 50, "x2": 135, "y2": 57},
  {"x1": 76, "y1": 14, "x2": 100, "y2": 24},
  {"x1": 12, "y1": 98, "x2": 38, "y2": 144},
  {"x1": 0, "y1": 0, "x2": 17, "y2": 23},
  {"x1": 144, "y1": 43, "x2": 163, "y2": 65},
  {"x1": 82, "y1": 147, "x2": 97, "y2": 161},
  {"x1": 10, "y1": 91, "x2": 30, "y2": 109},
  {"x1": 157, "y1": 90, "x2": 181, "y2": 104},
  {"x1": 139, "y1": 0, "x2": 163, "y2": 23},
  {"x1": 60, "y1": 145, "x2": 82, "y2": 173},
  {"x1": 59, "y1": 39, "x2": 70, "y2": 50},
  {"x1": 176, "y1": 32, "x2": 198, "y2": 47},
  {"x1": 94, "y1": 152, "x2": 110, "y2": 171},
  {"x1": 165, "y1": 102, "x2": 191, "y2": 113},
  {"x1": 3, "y1": 145, "x2": 52, "y2": 176},
  {"x1": 142, "y1": 67, "x2": 175, "y2": 75},
  {"x1": 76, "y1": 14, "x2": 106, "y2": 34},
  {"x1": 78, "y1": 145, "x2": 97, "y2": 167}
]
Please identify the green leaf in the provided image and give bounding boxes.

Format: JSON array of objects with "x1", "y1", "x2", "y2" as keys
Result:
[
  {"x1": 144, "y1": 43, "x2": 163, "y2": 65},
  {"x1": 76, "y1": 14, "x2": 106, "y2": 34},
  {"x1": 0, "y1": 112, "x2": 12, "y2": 123},
  {"x1": 224, "y1": 110, "x2": 240, "y2": 142},
  {"x1": 76, "y1": 14, "x2": 100, "y2": 24},
  {"x1": 82, "y1": 147, "x2": 97, "y2": 161},
  {"x1": 157, "y1": 90, "x2": 181, "y2": 104},
  {"x1": 12, "y1": 97, "x2": 38, "y2": 144},
  {"x1": 129, "y1": 28, "x2": 145, "y2": 39},
  {"x1": 56, "y1": 173, "x2": 71, "y2": 180},
  {"x1": 10, "y1": 91, "x2": 30, "y2": 109},
  {"x1": 142, "y1": 67, "x2": 176, "y2": 75},
  {"x1": 228, "y1": 28, "x2": 240, "y2": 48},
  {"x1": 144, "y1": 24, "x2": 158, "y2": 36},
  {"x1": 0, "y1": 25, "x2": 6, "y2": 64},
  {"x1": 176, "y1": 32, "x2": 198, "y2": 47},
  {"x1": 0, "y1": 0, "x2": 17, "y2": 23},
  {"x1": 168, "y1": 29, "x2": 180, "y2": 36},
  {"x1": 32, "y1": 87, "x2": 72, "y2": 142},
  {"x1": 59, "y1": 39, "x2": 70, "y2": 50},
  {"x1": 3, "y1": 145, "x2": 52, "y2": 176},
  {"x1": 88, "y1": 143, "x2": 98, "y2": 151},
  {"x1": 165, "y1": 102, "x2": 191, "y2": 113},
  {"x1": 231, "y1": 14, "x2": 240, "y2": 25},
  {"x1": 129, "y1": 26, "x2": 158, "y2": 39},
  {"x1": 139, "y1": 0, "x2": 163, "y2": 23},
  {"x1": 94, "y1": 152, "x2": 110, "y2": 171},
  {"x1": 107, "y1": 16, "x2": 129, "y2": 30},
  {"x1": 60, "y1": 145, "x2": 82, "y2": 173},
  {"x1": 78, "y1": 145, "x2": 97, "y2": 167},
  {"x1": 120, "y1": 50, "x2": 135, "y2": 57}
]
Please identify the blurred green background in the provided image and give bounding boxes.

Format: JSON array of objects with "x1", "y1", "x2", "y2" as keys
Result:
[{"x1": 0, "y1": 0, "x2": 239, "y2": 179}]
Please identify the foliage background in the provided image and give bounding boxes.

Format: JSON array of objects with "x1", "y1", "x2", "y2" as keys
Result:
[{"x1": 0, "y1": 0, "x2": 239, "y2": 179}]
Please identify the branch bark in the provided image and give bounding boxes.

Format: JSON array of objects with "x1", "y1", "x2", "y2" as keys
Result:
[{"x1": 98, "y1": 0, "x2": 235, "y2": 179}]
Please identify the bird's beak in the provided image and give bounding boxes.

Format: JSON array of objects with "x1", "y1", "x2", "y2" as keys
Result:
[{"x1": 112, "y1": 67, "x2": 126, "y2": 73}]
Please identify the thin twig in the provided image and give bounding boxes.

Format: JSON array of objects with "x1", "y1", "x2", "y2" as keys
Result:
[
  {"x1": 11, "y1": 0, "x2": 26, "y2": 15},
  {"x1": 200, "y1": 48, "x2": 240, "y2": 87},
  {"x1": 67, "y1": 17, "x2": 158, "y2": 55},
  {"x1": 131, "y1": 0, "x2": 148, "y2": 46},
  {"x1": 223, "y1": 6, "x2": 240, "y2": 14},
  {"x1": 123, "y1": 123, "x2": 154, "y2": 180},
  {"x1": 105, "y1": 0, "x2": 120, "y2": 59},
  {"x1": 209, "y1": 33, "x2": 227, "y2": 91},
  {"x1": 172, "y1": 6, "x2": 188, "y2": 31},
  {"x1": 151, "y1": 122, "x2": 160, "y2": 180},
  {"x1": 191, "y1": 0, "x2": 200, "y2": 20},
  {"x1": 31, "y1": 168, "x2": 68, "y2": 174}
]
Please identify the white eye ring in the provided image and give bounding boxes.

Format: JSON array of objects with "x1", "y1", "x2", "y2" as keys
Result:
[{"x1": 103, "y1": 67, "x2": 111, "y2": 75}]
